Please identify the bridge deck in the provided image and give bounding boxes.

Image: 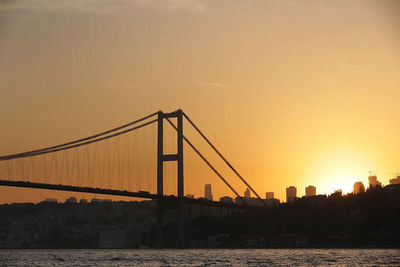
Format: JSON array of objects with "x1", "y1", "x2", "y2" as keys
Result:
[{"x1": 0, "y1": 180, "x2": 247, "y2": 209}]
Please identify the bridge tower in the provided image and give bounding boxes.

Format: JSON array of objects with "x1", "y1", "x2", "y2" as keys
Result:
[{"x1": 157, "y1": 110, "x2": 184, "y2": 247}]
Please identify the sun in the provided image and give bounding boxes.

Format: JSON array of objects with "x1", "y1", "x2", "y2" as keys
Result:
[
  {"x1": 322, "y1": 171, "x2": 357, "y2": 195},
  {"x1": 309, "y1": 149, "x2": 369, "y2": 195}
]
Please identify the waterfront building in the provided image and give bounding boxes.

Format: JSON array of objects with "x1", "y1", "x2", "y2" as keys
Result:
[
  {"x1": 286, "y1": 186, "x2": 296, "y2": 203},
  {"x1": 353, "y1": 181, "x2": 365, "y2": 194},
  {"x1": 265, "y1": 192, "x2": 274, "y2": 199},
  {"x1": 368, "y1": 176, "x2": 382, "y2": 188},
  {"x1": 205, "y1": 184, "x2": 213, "y2": 201},
  {"x1": 305, "y1": 186, "x2": 316, "y2": 197}
]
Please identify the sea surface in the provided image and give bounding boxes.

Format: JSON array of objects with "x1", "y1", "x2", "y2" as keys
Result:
[{"x1": 0, "y1": 249, "x2": 399, "y2": 266}]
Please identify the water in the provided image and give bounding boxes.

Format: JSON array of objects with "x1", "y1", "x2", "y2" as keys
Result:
[{"x1": 0, "y1": 249, "x2": 399, "y2": 266}]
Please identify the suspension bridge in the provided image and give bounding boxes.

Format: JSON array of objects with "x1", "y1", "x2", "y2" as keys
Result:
[{"x1": 0, "y1": 109, "x2": 266, "y2": 247}]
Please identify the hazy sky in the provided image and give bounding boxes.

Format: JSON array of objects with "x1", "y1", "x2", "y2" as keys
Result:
[{"x1": 0, "y1": 0, "x2": 399, "y2": 203}]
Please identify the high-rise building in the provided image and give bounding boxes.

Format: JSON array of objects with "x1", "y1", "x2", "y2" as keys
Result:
[
  {"x1": 265, "y1": 192, "x2": 274, "y2": 199},
  {"x1": 305, "y1": 185, "x2": 316, "y2": 197},
  {"x1": 286, "y1": 186, "x2": 296, "y2": 203},
  {"x1": 368, "y1": 176, "x2": 382, "y2": 188},
  {"x1": 244, "y1": 188, "x2": 251, "y2": 199},
  {"x1": 205, "y1": 184, "x2": 213, "y2": 201},
  {"x1": 353, "y1": 181, "x2": 365, "y2": 194},
  {"x1": 389, "y1": 176, "x2": 400, "y2": 185}
]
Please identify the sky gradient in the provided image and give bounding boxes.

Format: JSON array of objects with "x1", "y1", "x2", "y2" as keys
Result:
[{"x1": 0, "y1": 0, "x2": 399, "y2": 203}]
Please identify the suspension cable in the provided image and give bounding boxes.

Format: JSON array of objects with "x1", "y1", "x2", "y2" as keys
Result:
[
  {"x1": 165, "y1": 118, "x2": 248, "y2": 206},
  {"x1": 0, "y1": 111, "x2": 159, "y2": 161},
  {"x1": 0, "y1": 119, "x2": 157, "y2": 161},
  {"x1": 183, "y1": 112, "x2": 267, "y2": 207}
]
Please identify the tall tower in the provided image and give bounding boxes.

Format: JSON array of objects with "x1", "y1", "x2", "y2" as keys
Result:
[
  {"x1": 157, "y1": 110, "x2": 184, "y2": 247},
  {"x1": 205, "y1": 184, "x2": 213, "y2": 200},
  {"x1": 286, "y1": 186, "x2": 296, "y2": 203}
]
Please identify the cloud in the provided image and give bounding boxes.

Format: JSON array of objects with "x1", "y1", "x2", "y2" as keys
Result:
[
  {"x1": 106, "y1": 81, "x2": 145, "y2": 91},
  {"x1": 196, "y1": 79, "x2": 226, "y2": 91},
  {"x1": 0, "y1": 0, "x2": 207, "y2": 14}
]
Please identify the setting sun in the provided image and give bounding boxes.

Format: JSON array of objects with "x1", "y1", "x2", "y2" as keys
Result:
[{"x1": 308, "y1": 149, "x2": 371, "y2": 195}]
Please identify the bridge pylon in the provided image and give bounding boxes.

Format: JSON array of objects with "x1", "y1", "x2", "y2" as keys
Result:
[{"x1": 157, "y1": 110, "x2": 185, "y2": 247}]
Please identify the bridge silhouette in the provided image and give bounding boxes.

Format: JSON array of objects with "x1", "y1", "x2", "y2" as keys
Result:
[{"x1": 0, "y1": 109, "x2": 266, "y2": 247}]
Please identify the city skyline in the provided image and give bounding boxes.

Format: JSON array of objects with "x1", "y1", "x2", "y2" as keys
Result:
[
  {"x1": 0, "y1": 164, "x2": 399, "y2": 204},
  {"x1": 1, "y1": 0, "x2": 400, "y2": 259},
  {"x1": 39, "y1": 172, "x2": 400, "y2": 205},
  {"x1": 1, "y1": 0, "x2": 400, "y2": 204}
]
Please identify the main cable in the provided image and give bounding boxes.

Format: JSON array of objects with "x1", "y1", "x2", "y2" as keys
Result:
[
  {"x1": 0, "y1": 119, "x2": 157, "y2": 161},
  {"x1": 0, "y1": 111, "x2": 159, "y2": 161}
]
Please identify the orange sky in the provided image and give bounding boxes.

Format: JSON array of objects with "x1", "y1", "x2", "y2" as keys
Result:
[{"x1": 0, "y1": 0, "x2": 399, "y2": 203}]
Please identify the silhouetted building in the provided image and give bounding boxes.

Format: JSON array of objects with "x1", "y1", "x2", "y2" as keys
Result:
[
  {"x1": 205, "y1": 184, "x2": 213, "y2": 201},
  {"x1": 235, "y1": 196, "x2": 264, "y2": 206},
  {"x1": 368, "y1": 175, "x2": 381, "y2": 188},
  {"x1": 334, "y1": 189, "x2": 342, "y2": 196},
  {"x1": 219, "y1": 196, "x2": 234, "y2": 204},
  {"x1": 389, "y1": 176, "x2": 400, "y2": 185},
  {"x1": 186, "y1": 194, "x2": 195, "y2": 199},
  {"x1": 286, "y1": 186, "x2": 296, "y2": 203},
  {"x1": 265, "y1": 192, "x2": 274, "y2": 199},
  {"x1": 235, "y1": 197, "x2": 244, "y2": 205},
  {"x1": 44, "y1": 198, "x2": 57, "y2": 203},
  {"x1": 264, "y1": 198, "x2": 280, "y2": 208},
  {"x1": 305, "y1": 186, "x2": 316, "y2": 197},
  {"x1": 65, "y1": 197, "x2": 77, "y2": 203},
  {"x1": 244, "y1": 188, "x2": 251, "y2": 199},
  {"x1": 353, "y1": 181, "x2": 365, "y2": 194},
  {"x1": 80, "y1": 199, "x2": 88, "y2": 203}
]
